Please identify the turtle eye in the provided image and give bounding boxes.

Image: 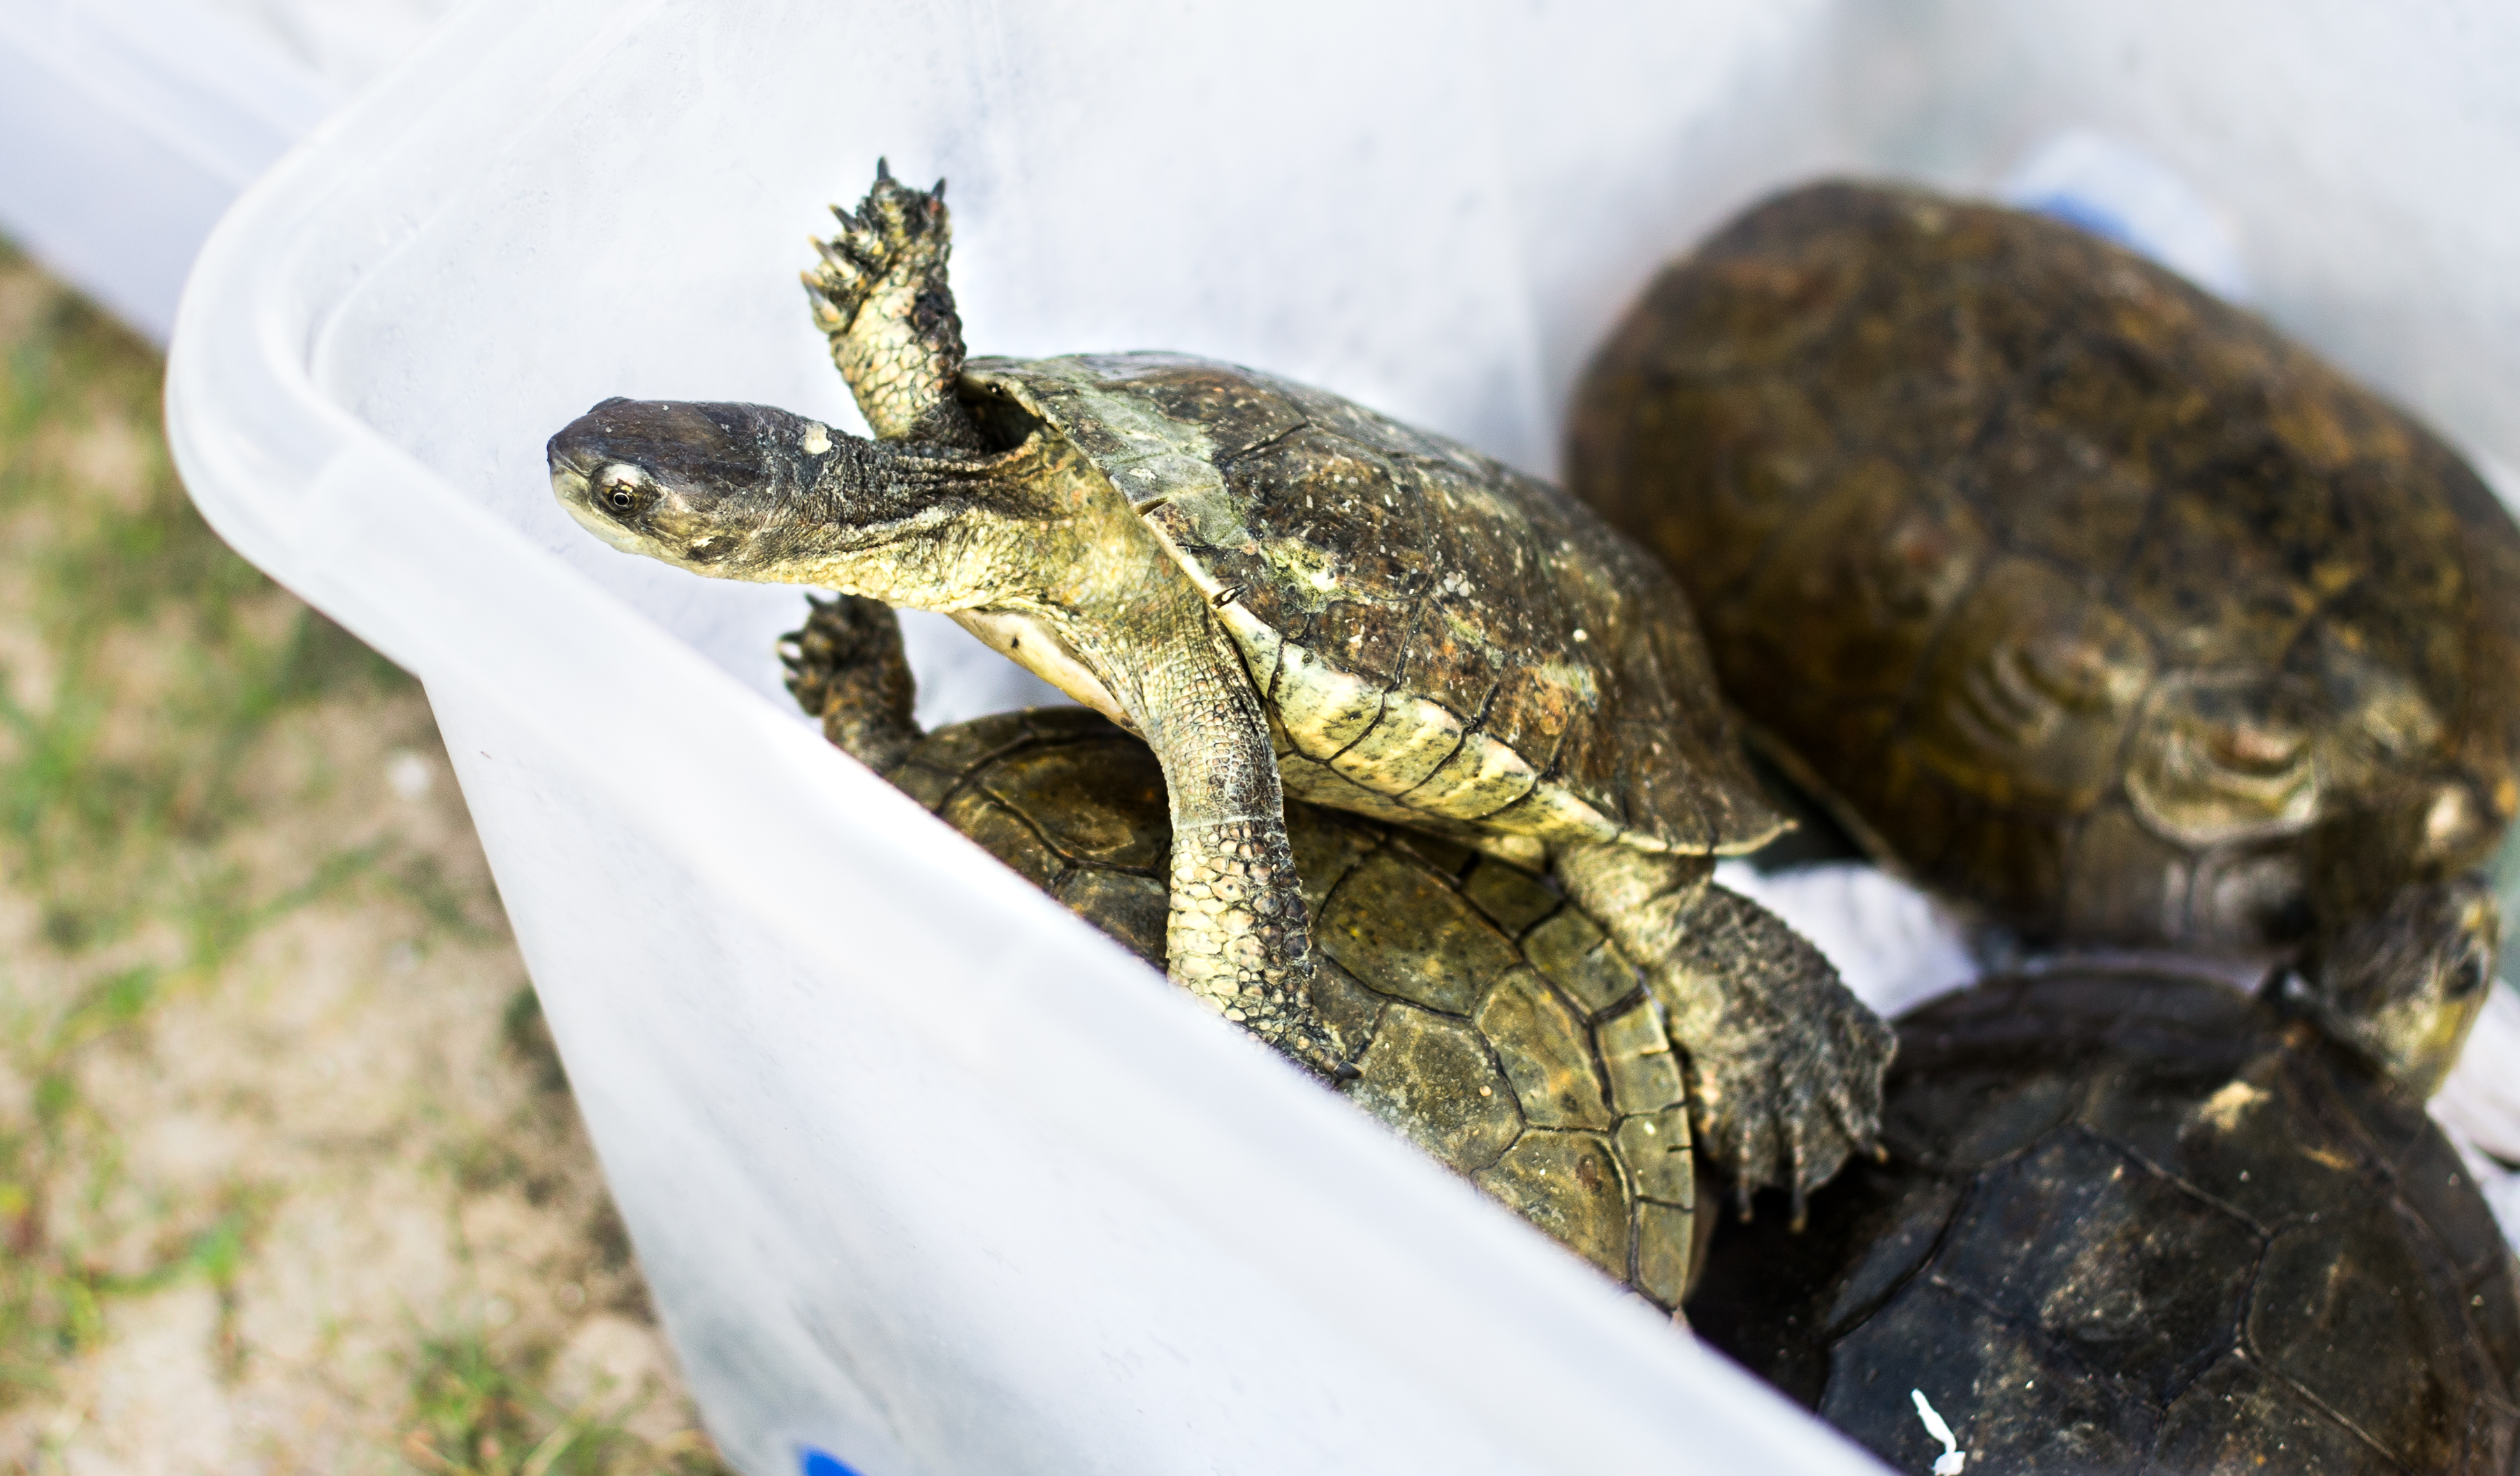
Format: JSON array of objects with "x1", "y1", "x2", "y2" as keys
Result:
[
  {"x1": 605, "y1": 481, "x2": 637, "y2": 511},
  {"x1": 2448, "y1": 952, "x2": 2491, "y2": 999}
]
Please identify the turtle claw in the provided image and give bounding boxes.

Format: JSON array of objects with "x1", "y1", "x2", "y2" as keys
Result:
[
  {"x1": 1785, "y1": 1118, "x2": 1812, "y2": 1232},
  {"x1": 1682, "y1": 1012, "x2": 1882, "y2": 1209},
  {"x1": 810, "y1": 170, "x2": 947, "y2": 333},
  {"x1": 812, "y1": 235, "x2": 863, "y2": 281},
  {"x1": 1645, "y1": 885, "x2": 1894, "y2": 1208},
  {"x1": 1817, "y1": 1032, "x2": 1887, "y2": 1164},
  {"x1": 1286, "y1": 1015, "x2": 1353, "y2": 1086},
  {"x1": 780, "y1": 594, "x2": 921, "y2": 770},
  {"x1": 807, "y1": 165, "x2": 976, "y2": 444},
  {"x1": 801, "y1": 275, "x2": 847, "y2": 333},
  {"x1": 840, "y1": 217, "x2": 885, "y2": 259}
]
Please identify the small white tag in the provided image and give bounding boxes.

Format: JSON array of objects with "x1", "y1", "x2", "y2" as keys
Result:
[{"x1": 1910, "y1": 1389, "x2": 1965, "y2": 1475}]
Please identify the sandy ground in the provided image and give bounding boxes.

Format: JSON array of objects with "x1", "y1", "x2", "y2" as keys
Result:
[{"x1": 0, "y1": 253, "x2": 727, "y2": 1472}]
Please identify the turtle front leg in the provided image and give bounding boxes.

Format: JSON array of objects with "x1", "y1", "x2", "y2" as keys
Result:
[
  {"x1": 780, "y1": 593, "x2": 924, "y2": 774},
  {"x1": 1165, "y1": 808, "x2": 1325, "y2": 1062},
  {"x1": 1556, "y1": 844, "x2": 1892, "y2": 1220},
  {"x1": 803, "y1": 163, "x2": 987, "y2": 450},
  {"x1": 1097, "y1": 607, "x2": 1339, "y2": 1076},
  {"x1": 1153, "y1": 707, "x2": 1339, "y2": 1075}
]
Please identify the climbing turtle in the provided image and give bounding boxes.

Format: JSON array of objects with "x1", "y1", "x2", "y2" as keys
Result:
[
  {"x1": 785, "y1": 592, "x2": 1710, "y2": 1308},
  {"x1": 545, "y1": 165, "x2": 1891, "y2": 1199},
  {"x1": 1691, "y1": 965, "x2": 2520, "y2": 1475},
  {"x1": 1568, "y1": 181, "x2": 2520, "y2": 1095}
]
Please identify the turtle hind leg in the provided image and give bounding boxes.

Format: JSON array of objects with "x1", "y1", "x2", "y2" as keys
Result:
[
  {"x1": 781, "y1": 594, "x2": 924, "y2": 773},
  {"x1": 1555, "y1": 844, "x2": 1893, "y2": 1211},
  {"x1": 1664, "y1": 882, "x2": 1895, "y2": 1216},
  {"x1": 803, "y1": 162, "x2": 988, "y2": 448}
]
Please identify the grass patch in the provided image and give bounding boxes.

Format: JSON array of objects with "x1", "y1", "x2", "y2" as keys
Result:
[
  {"x1": 0, "y1": 243, "x2": 718, "y2": 1468},
  {"x1": 0, "y1": 256, "x2": 407, "y2": 924},
  {"x1": 0, "y1": 244, "x2": 424, "y2": 1409},
  {"x1": 402, "y1": 1331, "x2": 733, "y2": 1476},
  {"x1": 503, "y1": 988, "x2": 574, "y2": 1097}
]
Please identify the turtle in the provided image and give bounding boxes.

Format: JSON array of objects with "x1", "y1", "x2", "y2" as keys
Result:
[
  {"x1": 783, "y1": 592, "x2": 1711, "y2": 1310},
  {"x1": 1689, "y1": 964, "x2": 2520, "y2": 1475},
  {"x1": 1566, "y1": 180, "x2": 2520, "y2": 1096},
  {"x1": 543, "y1": 163, "x2": 1893, "y2": 1200}
]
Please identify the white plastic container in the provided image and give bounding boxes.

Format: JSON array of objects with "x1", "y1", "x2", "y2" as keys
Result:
[
  {"x1": 163, "y1": 2, "x2": 2520, "y2": 1471},
  {"x1": 0, "y1": 0, "x2": 454, "y2": 342}
]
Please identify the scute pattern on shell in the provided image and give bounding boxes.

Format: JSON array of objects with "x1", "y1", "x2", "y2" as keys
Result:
[
  {"x1": 1568, "y1": 182, "x2": 2520, "y2": 951},
  {"x1": 965, "y1": 353, "x2": 1782, "y2": 856},
  {"x1": 888, "y1": 704, "x2": 1707, "y2": 1310},
  {"x1": 1690, "y1": 969, "x2": 2520, "y2": 1475}
]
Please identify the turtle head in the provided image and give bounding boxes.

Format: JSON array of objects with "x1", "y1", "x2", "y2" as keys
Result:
[
  {"x1": 546, "y1": 397, "x2": 871, "y2": 577},
  {"x1": 2292, "y1": 872, "x2": 2500, "y2": 1096},
  {"x1": 547, "y1": 396, "x2": 1025, "y2": 599}
]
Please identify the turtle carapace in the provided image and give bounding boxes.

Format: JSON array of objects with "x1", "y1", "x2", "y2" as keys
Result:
[
  {"x1": 1692, "y1": 967, "x2": 2520, "y2": 1474},
  {"x1": 1568, "y1": 181, "x2": 2520, "y2": 1096}
]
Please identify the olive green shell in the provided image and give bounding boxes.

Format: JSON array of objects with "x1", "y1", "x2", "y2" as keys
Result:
[
  {"x1": 1692, "y1": 968, "x2": 2520, "y2": 1473},
  {"x1": 963, "y1": 352, "x2": 1782, "y2": 855},
  {"x1": 882, "y1": 704, "x2": 1707, "y2": 1310},
  {"x1": 1568, "y1": 182, "x2": 2520, "y2": 951}
]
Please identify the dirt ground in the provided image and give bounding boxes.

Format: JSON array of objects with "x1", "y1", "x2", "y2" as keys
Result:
[{"x1": 0, "y1": 251, "x2": 729, "y2": 1472}]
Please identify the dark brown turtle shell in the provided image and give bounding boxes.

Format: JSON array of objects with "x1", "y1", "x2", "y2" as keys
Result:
[
  {"x1": 872, "y1": 702, "x2": 1709, "y2": 1311},
  {"x1": 1691, "y1": 967, "x2": 2520, "y2": 1473},
  {"x1": 963, "y1": 353, "x2": 1783, "y2": 856},
  {"x1": 1567, "y1": 182, "x2": 2520, "y2": 954}
]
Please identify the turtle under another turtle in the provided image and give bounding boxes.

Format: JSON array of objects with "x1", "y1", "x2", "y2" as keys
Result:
[
  {"x1": 786, "y1": 592, "x2": 1710, "y2": 1310},
  {"x1": 1691, "y1": 966, "x2": 2520, "y2": 1475},
  {"x1": 544, "y1": 163, "x2": 1891, "y2": 1201},
  {"x1": 1567, "y1": 181, "x2": 2520, "y2": 1097}
]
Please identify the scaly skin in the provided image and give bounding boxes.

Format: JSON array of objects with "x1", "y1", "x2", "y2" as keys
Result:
[
  {"x1": 1117, "y1": 592, "x2": 1320, "y2": 1053},
  {"x1": 1556, "y1": 843, "x2": 1891, "y2": 1221},
  {"x1": 803, "y1": 161, "x2": 986, "y2": 451},
  {"x1": 1167, "y1": 817, "x2": 1316, "y2": 1039},
  {"x1": 780, "y1": 593, "x2": 922, "y2": 772}
]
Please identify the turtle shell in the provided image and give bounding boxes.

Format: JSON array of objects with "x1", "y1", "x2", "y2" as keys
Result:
[
  {"x1": 1691, "y1": 967, "x2": 2520, "y2": 1473},
  {"x1": 1567, "y1": 182, "x2": 2520, "y2": 952},
  {"x1": 882, "y1": 703, "x2": 1707, "y2": 1310},
  {"x1": 961, "y1": 353, "x2": 1782, "y2": 856}
]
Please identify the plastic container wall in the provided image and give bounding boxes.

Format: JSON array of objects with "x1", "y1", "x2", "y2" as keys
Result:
[
  {"x1": 169, "y1": 3, "x2": 1879, "y2": 1471},
  {"x1": 164, "y1": 1, "x2": 2520, "y2": 1470},
  {"x1": 0, "y1": 0, "x2": 456, "y2": 342},
  {"x1": 0, "y1": 0, "x2": 328, "y2": 339}
]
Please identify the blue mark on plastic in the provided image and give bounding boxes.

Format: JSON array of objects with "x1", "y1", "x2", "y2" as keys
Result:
[
  {"x1": 1996, "y1": 129, "x2": 2252, "y2": 303},
  {"x1": 800, "y1": 1449, "x2": 864, "y2": 1476},
  {"x1": 2018, "y1": 193, "x2": 2143, "y2": 258}
]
